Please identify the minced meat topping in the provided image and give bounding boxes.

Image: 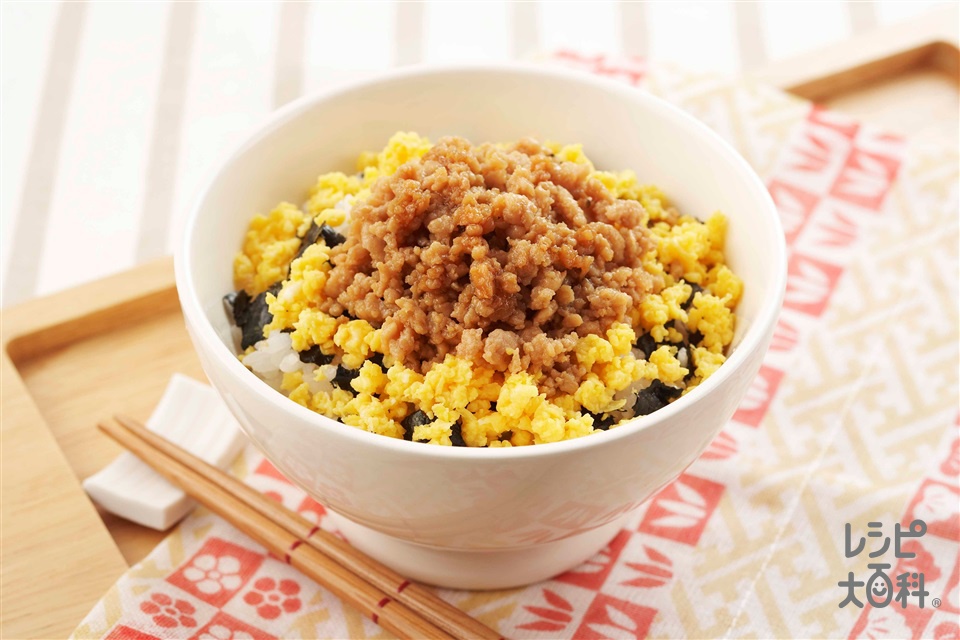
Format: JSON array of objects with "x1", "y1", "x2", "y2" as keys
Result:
[{"x1": 320, "y1": 137, "x2": 657, "y2": 392}]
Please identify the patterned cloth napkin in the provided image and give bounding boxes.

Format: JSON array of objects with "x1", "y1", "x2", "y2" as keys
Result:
[{"x1": 72, "y1": 54, "x2": 959, "y2": 640}]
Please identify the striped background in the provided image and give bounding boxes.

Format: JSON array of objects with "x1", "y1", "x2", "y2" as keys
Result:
[{"x1": 0, "y1": 0, "x2": 949, "y2": 307}]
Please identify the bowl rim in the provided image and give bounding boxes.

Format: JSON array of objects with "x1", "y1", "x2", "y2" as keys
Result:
[{"x1": 175, "y1": 61, "x2": 787, "y2": 461}]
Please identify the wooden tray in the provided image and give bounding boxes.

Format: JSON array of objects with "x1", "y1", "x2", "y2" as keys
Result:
[{"x1": 2, "y1": 8, "x2": 957, "y2": 638}]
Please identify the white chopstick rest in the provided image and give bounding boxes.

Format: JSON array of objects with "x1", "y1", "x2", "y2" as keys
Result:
[{"x1": 83, "y1": 374, "x2": 247, "y2": 530}]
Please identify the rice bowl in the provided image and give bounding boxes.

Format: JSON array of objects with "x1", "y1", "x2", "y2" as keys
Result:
[{"x1": 176, "y1": 64, "x2": 785, "y2": 588}]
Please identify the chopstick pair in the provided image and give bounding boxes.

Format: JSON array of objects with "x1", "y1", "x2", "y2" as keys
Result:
[{"x1": 99, "y1": 415, "x2": 504, "y2": 640}]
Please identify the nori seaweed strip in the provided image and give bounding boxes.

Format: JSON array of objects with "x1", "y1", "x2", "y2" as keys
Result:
[
  {"x1": 590, "y1": 411, "x2": 616, "y2": 430},
  {"x1": 239, "y1": 283, "x2": 281, "y2": 349},
  {"x1": 401, "y1": 409, "x2": 431, "y2": 442},
  {"x1": 298, "y1": 345, "x2": 334, "y2": 366},
  {"x1": 293, "y1": 221, "x2": 324, "y2": 261},
  {"x1": 633, "y1": 379, "x2": 682, "y2": 417},
  {"x1": 684, "y1": 347, "x2": 697, "y2": 381},
  {"x1": 587, "y1": 411, "x2": 616, "y2": 431},
  {"x1": 320, "y1": 223, "x2": 346, "y2": 248},
  {"x1": 635, "y1": 333, "x2": 657, "y2": 359},
  {"x1": 682, "y1": 282, "x2": 704, "y2": 311},
  {"x1": 653, "y1": 378, "x2": 682, "y2": 403},
  {"x1": 331, "y1": 365, "x2": 359, "y2": 391},
  {"x1": 449, "y1": 421, "x2": 467, "y2": 447},
  {"x1": 231, "y1": 289, "x2": 252, "y2": 326},
  {"x1": 632, "y1": 389, "x2": 667, "y2": 417},
  {"x1": 668, "y1": 318, "x2": 703, "y2": 367}
]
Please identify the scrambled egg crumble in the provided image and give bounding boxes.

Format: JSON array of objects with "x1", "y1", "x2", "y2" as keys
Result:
[{"x1": 228, "y1": 132, "x2": 744, "y2": 447}]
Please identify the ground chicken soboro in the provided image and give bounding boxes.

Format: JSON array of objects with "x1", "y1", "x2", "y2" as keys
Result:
[
  {"x1": 320, "y1": 137, "x2": 657, "y2": 395},
  {"x1": 227, "y1": 132, "x2": 743, "y2": 447}
]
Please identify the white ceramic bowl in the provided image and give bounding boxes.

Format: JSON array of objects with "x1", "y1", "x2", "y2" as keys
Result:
[{"x1": 176, "y1": 64, "x2": 786, "y2": 590}]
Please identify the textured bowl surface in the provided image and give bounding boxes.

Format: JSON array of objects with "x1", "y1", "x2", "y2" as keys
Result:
[{"x1": 175, "y1": 64, "x2": 786, "y2": 588}]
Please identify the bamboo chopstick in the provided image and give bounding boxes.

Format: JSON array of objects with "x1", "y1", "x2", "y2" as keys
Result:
[
  {"x1": 102, "y1": 416, "x2": 505, "y2": 640},
  {"x1": 98, "y1": 419, "x2": 451, "y2": 640}
]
